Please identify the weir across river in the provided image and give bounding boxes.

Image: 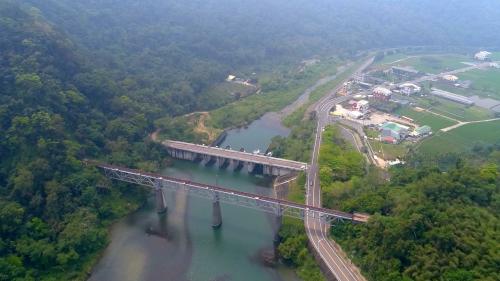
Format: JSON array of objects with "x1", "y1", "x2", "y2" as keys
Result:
[
  {"x1": 164, "y1": 140, "x2": 308, "y2": 176},
  {"x1": 88, "y1": 161, "x2": 369, "y2": 230}
]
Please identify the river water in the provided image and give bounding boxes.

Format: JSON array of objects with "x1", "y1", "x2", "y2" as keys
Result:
[{"x1": 89, "y1": 113, "x2": 300, "y2": 281}]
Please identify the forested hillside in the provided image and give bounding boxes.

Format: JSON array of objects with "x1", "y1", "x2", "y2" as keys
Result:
[
  {"x1": 0, "y1": 2, "x2": 166, "y2": 279},
  {"x1": 21, "y1": 0, "x2": 500, "y2": 117},
  {"x1": 324, "y1": 148, "x2": 500, "y2": 281}
]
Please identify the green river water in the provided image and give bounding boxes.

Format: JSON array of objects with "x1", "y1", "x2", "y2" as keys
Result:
[{"x1": 89, "y1": 113, "x2": 301, "y2": 281}]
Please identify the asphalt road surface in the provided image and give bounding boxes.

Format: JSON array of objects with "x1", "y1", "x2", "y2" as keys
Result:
[{"x1": 305, "y1": 57, "x2": 373, "y2": 281}]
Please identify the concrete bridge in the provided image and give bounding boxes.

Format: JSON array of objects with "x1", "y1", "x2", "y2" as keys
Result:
[
  {"x1": 164, "y1": 140, "x2": 308, "y2": 176},
  {"x1": 89, "y1": 162, "x2": 368, "y2": 232}
]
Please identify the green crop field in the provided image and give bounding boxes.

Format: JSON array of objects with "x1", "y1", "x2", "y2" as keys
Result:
[
  {"x1": 370, "y1": 140, "x2": 409, "y2": 160},
  {"x1": 417, "y1": 120, "x2": 500, "y2": 155},
  {"x1": 458, "y1": 68, "x2": 500, "y2": 100},
  {"x1": 395, "y1": 107, "x2": 457, "y2": 131},
  {"x1": 388, "y1": 54, "x2": 470, "y2": 74},
  {"x1": 414, "y1": 96, "x2": 494, "y2": 122},
  {"x1": 491, "y1": 52, "x2": 500, "y2": 61},
  {"x1": 377, "y1": 53, "x2": 411, "y2": 65}
]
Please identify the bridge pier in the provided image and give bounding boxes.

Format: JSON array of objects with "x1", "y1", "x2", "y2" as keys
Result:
[
  {"x1": 212, "y1": 192, "x2": 222, "y2": 229},
  {"x1": 274, "y1": 205, "x2": 283, "y2": 244},
  {"x1": 155, "y1": 185, "x2": 167, "y2": 214}
]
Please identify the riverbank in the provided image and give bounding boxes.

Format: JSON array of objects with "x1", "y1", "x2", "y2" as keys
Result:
[{"x1": 155, "y1": 57, "x2": 345, "y2": 144}]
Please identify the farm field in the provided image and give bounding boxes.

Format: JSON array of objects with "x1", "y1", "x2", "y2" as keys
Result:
[
  {"x1": 369, "y1": 140, "x2": 408, "y2": 160},
  {"x1": 417, "y1": 120, "x2": 500, "y2": 155},
  {"x1": 388, "y1": 54, "x2": 470, "y2": 74},
  {"x1": 458, "y1": 68, "x2": 500, "y2": 100},
  {"x1": 490, "y1": 51, "x2": 500, "y2": 61},
  {"x1": 415, "y1": 96, "x2": 494, "y2": 122},
  {"x1": 376, "y1": 53, "x2": 411, "y2": 65},
  {"x1": 394, "y1": 107, "x2": 457, "y2": 131}
]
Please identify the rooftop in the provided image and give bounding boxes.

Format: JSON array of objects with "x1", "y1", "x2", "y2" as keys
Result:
[
  {"x1": 373, "y1": 86, "x2": 392, "y2": 96},
  {"x1": 415, "y1": 125, "x2": 432, "y2": 134},
  {"x1": 391, "y1": 66, "x2": 420, "y2": 74},
  {"x1": 381, "y1": 122, "x2": 409, "y2": 132},
  {"x1": 431, "y1": 88, "x2": 474, "y2": 105}
]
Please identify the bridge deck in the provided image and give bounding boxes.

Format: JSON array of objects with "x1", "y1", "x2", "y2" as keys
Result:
[
  {"x1": 89, "y1": 161, "x2": 368, "y2": 223},
  {"x1": 164, "y1": 140, "x2": 307, "y2": 171}
]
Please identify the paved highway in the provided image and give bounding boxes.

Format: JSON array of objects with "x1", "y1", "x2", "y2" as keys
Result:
[{"x1": 305, "y1": 57, "x2": 374, "y2": 281}]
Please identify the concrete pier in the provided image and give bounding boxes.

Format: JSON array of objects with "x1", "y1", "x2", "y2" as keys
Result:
[
  {"x1": 155, "y1": 187, "x2": 167, "y2": 214},
  {"x1": 212, "y1": 192, "x2": 222, "y2": 228},
  {"x1": 273, "y1": 206, "x2": 283, "y2": 243}
]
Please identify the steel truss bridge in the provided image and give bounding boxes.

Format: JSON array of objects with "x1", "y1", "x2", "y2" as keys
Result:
[{"x1": 90, "y1": 162, "x2": 369, "y2": 224}]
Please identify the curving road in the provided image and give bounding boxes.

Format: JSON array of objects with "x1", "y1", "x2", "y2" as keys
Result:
[{"x1": 305, "y1": 57, "x2": 374, "y2": 281}]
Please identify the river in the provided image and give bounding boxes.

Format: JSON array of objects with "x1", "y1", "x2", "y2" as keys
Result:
[{"x1": 89, "y1": 113, "x2": 301, "y2": 281}]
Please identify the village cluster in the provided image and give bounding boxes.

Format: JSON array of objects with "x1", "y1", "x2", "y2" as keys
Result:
[{"x1": 331, "y1": 50, "x2": 499, "y2": 146}]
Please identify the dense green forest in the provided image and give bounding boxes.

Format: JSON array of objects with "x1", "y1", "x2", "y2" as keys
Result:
[
  {"x1": 0, "y1": 2, "x2": 167, "y2": 280},
  {"x1": 319, "y1": 130, "x2": 499, "y2": 281},
  {"x1": 17, "y1": 0, "x2": 500, "y2": 118}
]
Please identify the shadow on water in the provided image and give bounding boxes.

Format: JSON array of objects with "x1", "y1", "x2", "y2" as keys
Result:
[{"x1": 145, "y1": 212, "x2": 169, "y2": 240}]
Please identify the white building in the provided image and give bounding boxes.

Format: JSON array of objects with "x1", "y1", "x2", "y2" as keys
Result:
[
  {"x1": 373, "y1": 86, "x2": 392, "y2": 100},
  {"x1": 489, "y1": 62, "x2": 500, "y2": 69},
  {"x1": 352, "y1": 99, "x2": 369, "y2": 113},
  {"x1": 441, "y1": 74, "x2": 459, "y2": 82},
  {"x1": 399, "y1": 83, "x2": 421, "y2": 95},
  {"x1": 474, "y1": 51, "x2": 491, "y2": 61},
  {"x1": 348, "y1": 111, "x2": 364, "y2": 119}
]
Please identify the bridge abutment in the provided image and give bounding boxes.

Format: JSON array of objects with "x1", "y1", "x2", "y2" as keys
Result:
[{"x1": 212, "y1": 192, "x2": 222, "y2": 228}]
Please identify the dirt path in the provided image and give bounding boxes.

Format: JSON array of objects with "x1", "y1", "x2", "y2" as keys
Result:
[{"x1": 441, "y1": 117, "x2": 500, "y2": 132}]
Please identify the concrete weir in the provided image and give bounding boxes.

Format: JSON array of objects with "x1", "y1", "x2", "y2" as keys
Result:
[{"x1": 164, "y1": 141, "x2": 308, "y2": 176}]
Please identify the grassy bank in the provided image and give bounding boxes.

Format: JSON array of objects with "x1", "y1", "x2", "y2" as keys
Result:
[
  {"x1": 207, "y1": 58, "x2": 341, "y2": 130},
  {"x1": 277, "y1": 174, "x2": 326, "y2": 281},
  {"x1": 394, "y1": 107, "x2": 457, "y2": 131},
  {"x1": 157, "y1": 57, "x2": 343, "y2": 144},
  {"x1": 319, "y1": 126, "x2": 366, "y2": 208}
]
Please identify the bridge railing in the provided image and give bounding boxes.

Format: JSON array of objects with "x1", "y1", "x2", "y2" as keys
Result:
[{"x1": 91, "y1": 162, "x2": 364, "y2": 223}]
